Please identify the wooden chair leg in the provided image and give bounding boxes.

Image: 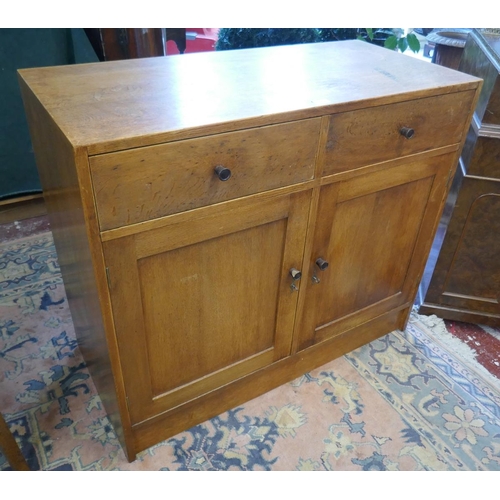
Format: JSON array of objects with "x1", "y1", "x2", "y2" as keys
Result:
[{"x1": 0, "y1": 412, "x2": 30, "y2": 471}]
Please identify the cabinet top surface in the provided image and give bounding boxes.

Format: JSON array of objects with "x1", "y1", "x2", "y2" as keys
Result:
[{"x1": 18, "y1": 40, "x2": 481, "y2": 155}]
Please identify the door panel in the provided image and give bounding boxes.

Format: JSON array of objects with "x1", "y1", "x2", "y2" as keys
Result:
[
  {"x1": 138, "y1": 220, "x2": 286, "y2": 396},
  {"x1": 296, "y1": 155, "x2": 453, "y2": 350},
  {"x1": 316, "y1": 178, "x2": 432, "y2": 325},
  {"x1": 103, "y1": 190, "x2": 311, "y2": 424}
]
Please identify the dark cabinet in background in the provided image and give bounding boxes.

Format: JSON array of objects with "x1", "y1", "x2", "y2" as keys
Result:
[
  {"x1": 84, "y1": 29, "x2": 166, "y2": 61},
  {"x1": 418, "y1": 30, "x2": 500, "y2": 326}
]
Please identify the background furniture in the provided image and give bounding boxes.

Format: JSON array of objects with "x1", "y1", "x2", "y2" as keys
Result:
[
  {"x1": 418, "y1": 30, "x2": 500, "y2": 326},
  {"x1": 84, "y1": 29, "x2": 165, "y2": 61},
  {"x1": 426, "y1": 29, "x2": 471, "y2": 70},
  {"x1": 18, "y1": 41, "x2": 480, "y2": 461}
]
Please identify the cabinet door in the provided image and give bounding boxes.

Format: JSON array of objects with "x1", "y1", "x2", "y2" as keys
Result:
[
  {"x1": 295, "y1": 155, "x2": 453, "y2": 351},
  {"x1": 102, "y1": 191, "x2": 310, "y2": 424}
]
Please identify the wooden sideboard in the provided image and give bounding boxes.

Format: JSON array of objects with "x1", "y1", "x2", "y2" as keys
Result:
[
  {"x1": 418, "y1": 30, "x2": 500, "y2": 326},
  {"x1": 18, "y1": 41, "x2": 481, "y2": 461}
]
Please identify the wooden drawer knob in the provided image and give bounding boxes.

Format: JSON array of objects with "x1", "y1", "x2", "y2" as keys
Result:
[
  {"x1": 400, "y1": 127, "x2": 415, "y2": 139},
  {"x1": 214, "y1": 165, "x2": 232, "y2": 181}
]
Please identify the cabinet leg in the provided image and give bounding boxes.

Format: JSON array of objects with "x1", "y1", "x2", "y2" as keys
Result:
[{"x1": 0, "y1": 413, "x2": 30, "y2": 471}]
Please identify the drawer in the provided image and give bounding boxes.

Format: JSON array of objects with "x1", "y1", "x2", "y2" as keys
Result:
[
  {"x1": 90, "y1": 118, "x2": 321, "y2": 230},
  {"x1": 322, "y1": 91, "x2": 475, "y2": 176}
]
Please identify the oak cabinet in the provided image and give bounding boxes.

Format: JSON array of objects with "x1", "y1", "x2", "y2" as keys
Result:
[{"x1": 18, "y1": 41, "x2": 481, "y2": 460}]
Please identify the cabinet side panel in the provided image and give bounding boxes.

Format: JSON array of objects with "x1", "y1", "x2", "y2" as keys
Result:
[
  {"x1": 421, "y1": 178, "x2": 500, "y2": 320},
  {"x1": 444, "y1": 192, "x2": 500, "y2": 304},
  {"x1": 18, "y1": 78, "x2": 132, "y2": 457}
]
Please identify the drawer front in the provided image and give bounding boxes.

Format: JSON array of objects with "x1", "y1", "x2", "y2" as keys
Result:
[
  {"x1": 90, "y1": 118, "x2": 320, "y2": 230},
  {"x1": 322, "y1": 91, "x2": 475, "y2": 175}
]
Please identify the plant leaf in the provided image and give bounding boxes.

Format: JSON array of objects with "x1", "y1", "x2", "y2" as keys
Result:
[
  {"x1": 398, "y1": 37, "x2": 409, "y2": 53},
  {"x1": 407, "y1": 33, "x2": 421, "y2": 53},
  {"x1": 384, "y1": 35, "x2": 398, "y2": 50},
  {"x1": 366, "y1": 28, "x2": 374, "y2": 40}
]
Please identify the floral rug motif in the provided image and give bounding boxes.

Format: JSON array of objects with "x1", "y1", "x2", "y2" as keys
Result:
[{"x1": 1, "y1": 231, "x2": 500, "y2": 471}]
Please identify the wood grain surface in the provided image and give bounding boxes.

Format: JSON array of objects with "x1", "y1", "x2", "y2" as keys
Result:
[
  {"x1": 295, "y1": 154, "x2": 454, "y2": 350},
  {"x1": 17, "y1": 40, "x2": 481, "y2": 154},
  {"x1": 102, "y1": 190, "x2": 311, "y2": 424},
  {"x1": 323, "y1": 91, "x2": 475, "y2": 174},
  {"x1": 18, "y1": 75, "x2": 134, "y2": 459},
  {"x1": 90, "y1": 118, "x2": 320, "y2": 229}
]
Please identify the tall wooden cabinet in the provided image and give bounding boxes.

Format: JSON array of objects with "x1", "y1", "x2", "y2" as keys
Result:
[
  {"x1": 418, "y1": 30, "x2": 500, "y2": 326},
  {"x1": 18, "y1": 41, "x2": 481, "y2": 460}
]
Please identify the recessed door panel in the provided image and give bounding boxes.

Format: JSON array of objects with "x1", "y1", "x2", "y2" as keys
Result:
[
  {"x1": 296, "y1": 156, "x2": 451, "y2": 350},
  {"x1": 138, "y1": 220, "x2": 286, "y2": 396},
  {"x1": 316, "y1": 178, "x2": 431, "y2": 326}
]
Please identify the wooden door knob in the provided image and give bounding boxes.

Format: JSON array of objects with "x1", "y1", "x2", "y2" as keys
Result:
[{"x1": 315, "y1": 258, "x2": 329, "y2": 270}]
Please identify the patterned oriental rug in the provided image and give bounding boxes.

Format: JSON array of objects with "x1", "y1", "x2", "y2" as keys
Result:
[{"x1": 1, "y1": 231, "x2": 500, "y2": 471}]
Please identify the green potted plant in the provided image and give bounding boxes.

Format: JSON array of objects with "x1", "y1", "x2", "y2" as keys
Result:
[
  {"x1": 215, "y1": 28, "x2": 420, "y2": 54},
  {"x1": 215, "y1": 28, "x2": 319, "y2": 50}
]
